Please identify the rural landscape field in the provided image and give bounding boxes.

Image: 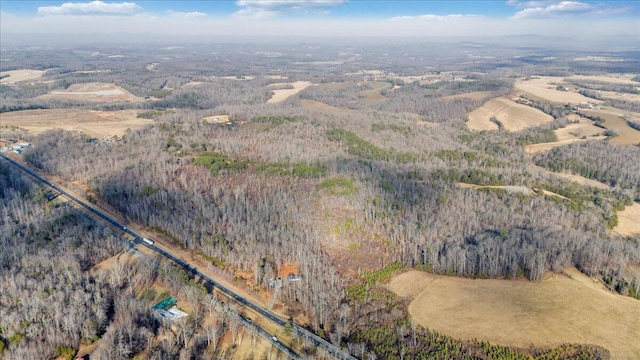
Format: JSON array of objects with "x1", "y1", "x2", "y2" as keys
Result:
[{"x1": 1, "y1": 1, "x2": 639, "y2": 359}]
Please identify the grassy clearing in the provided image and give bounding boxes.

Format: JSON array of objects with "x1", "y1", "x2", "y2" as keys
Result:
[
  {"x1": 266, "y1": 81, "x2": 313, "y2": 103},
  {"x1": 316, "y1": 177, "x2": 358, "y2": 195},
  {"x1": 0, "y1": 109, "x2": 153, "y2": 137},
  {"x1": 467, "y1": 97, "x2": 553, "y2": 131},
  {"x1": 515, "y1": 77, "x2": 603, "y2": 105},
  {"x1": 39, "y1": 82, "x2": 141, "y2": 102},
  {"x1": 387, "y1": 268, "x2": 640, "y2": 359},
  {"x1": 581, "y1": 108, "x2": 640, "y2": 145},
  {"x1": 613, "y1": 202, "x2": 640, "y2": 237},
  {"x1": 0, "y1": 69, "x2": 45, "y2": 83}
]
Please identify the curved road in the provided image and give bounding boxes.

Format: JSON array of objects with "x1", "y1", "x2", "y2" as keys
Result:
[{"x1": 1, "y1": 153, "x2": 357, "y2": 360}]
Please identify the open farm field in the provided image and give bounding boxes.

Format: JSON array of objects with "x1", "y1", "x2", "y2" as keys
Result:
[
  {"x1": 39, "y1": 82, "x2": 141, "y2": 102},
  {"x1": 515, "y1": 77, "x2": 603, "y2": 105},
  {"x1": 530, "y1": 165, "x2": 611, "y2": 190},
  {"x1": 614, "y1": 202, "x2": 640, "y2": 237},
  {"x1": 597, "y1": 90, "x2": 640, "y2": 102},
  {"x1": 266, "y1": 81, "x2": 313, "y2": 103},
  {"x1": 524, "y1": 136, "x2": 606, "y2": 153},
  {"x1": 0, "y1": 109, "x2": 153, "y2": 137},
  {"x1": 581, "y1": 108, "x2": 640, "y2": 145},
  {"x1": 316, "y1": 81, "x2": 354, "y2": 91},
  {"x1": 221, "y1": 75, "x2": 255, "y2": 80},
  {"x1": 467, "y1": 97, "x2": 553, "y2": 131},
  {"x1": 570, "y1": 74, "x2": 640, "y2": 85},
  {"x1": 388, "y1": 269, "x2": 640, "y2": 360},
  {"x1": 524, "y1": 120, "x2": 606, "y2": 153},
  {"x1": 0, "y1": 69, "x2": 45, "y2": 83},
  {"x1": 359, "y1": 81, "x2": 392, "y2": 102},
  {"x1": 201, "y1": 114, "x2": 230, "y2": 123},
  {"x1": 300, "y1": 99, "x2": 342, "y2": 113}
]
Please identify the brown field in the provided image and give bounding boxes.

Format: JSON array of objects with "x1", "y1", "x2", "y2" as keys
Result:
[
  {"x1": 266, "y1": 81, "x2": 313, "y2": 104},
  {"x1": 39, "y1": 82, "x2": 141, "y2": 102},
  {"x1": 221, "y1": 75, "x2": 255, "y2": 80},
  {"x1": 467, "y1": 97, "x2": 553, "y2": 131},
  {"x1": 581, "y1": 108, "x2": 640, "y2": 145},
  {"x1": 0, "y1": 109, "x2": 153, "y2": 137},
  {"x1": 515, "y1": 77, "x2": 603, "y2": 105},
  {"x1": 181, "y1": 81, "x2": 205, "y2": 87},
  {"x1": 458, "y1": 183, "x2": 568, "y2": 200},
  {"x1": 441, "y1": 91, "x2": 493, "y2": 101},
  {"x1": 554, "y1": 173, "x2": 610, "y2": 189},
  {"x1": 359, "y1": 81, "x2": 392, "y2": 102},
  {"x1": 614, "y1": 202, "x2": 640, "y2": 237},
  {"x1": 300, "y1": 99, "x2": 342, "y2": 113},
  {"x1": 570, "y1": 74, "x2": 640, "y2": 86},
  {"x1": 524, "y1": 136, "x2": 607, "y2": 153},
  {"x1": 458, "y1": 182, "x2": 534, "y2": 195},
  {"x1": 316, "y1": 81, "x2": 354, "y2": 91},
  {"x1": 597, "y1": 90, "x2": 640, "y2": 102},
  {"x1": 201, "y1": 114, "x2": 230, "y2": 123},
  {"x1": 529, "y1": 164, "x2": 611, "y2": 190},
  {"x1": 387, "y1": 268, "x2": 640, "y2": 359},
  {"x1": 263, "y1": 75, "x2": 288, "y2": 80},
  {"x1": 524, "y1": 119, "x2": 606, "y2": 153},
  {"x1": 0, "y1": 69, "x2": 45, "y2": 83}
]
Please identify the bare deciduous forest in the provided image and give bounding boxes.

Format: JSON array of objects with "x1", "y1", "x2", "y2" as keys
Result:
[{"x1": 1, "y1": 40, "x2": 639, "y2": 359}]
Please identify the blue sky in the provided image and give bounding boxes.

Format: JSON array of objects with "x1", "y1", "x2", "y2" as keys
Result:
[{"x1": 1, "y1": 1, "x2": 638, "y2": 38}]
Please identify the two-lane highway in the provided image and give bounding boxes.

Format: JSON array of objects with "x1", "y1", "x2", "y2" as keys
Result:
[{"x1": 1, "y1": 153, "x2": 357, "y2": 360}]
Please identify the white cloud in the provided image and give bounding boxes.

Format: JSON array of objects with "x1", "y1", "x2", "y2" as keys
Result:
[
  {"x1": 234, "y1": 0, "x2": 347, "y2": 18},
  {"x1": 38, "y1": 1, "x2": 142, "y2": 16},
  {"x1": 390, "y1": 14, "x2": 484, "y2": 22},
  {"x1": 511, "y1": 1, "x2": 632, "y2": 19},
  {"x1": 166, "y1": 10, "x2": 208, "y2": 19}
]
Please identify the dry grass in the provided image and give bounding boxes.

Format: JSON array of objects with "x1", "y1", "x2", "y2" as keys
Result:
[
  {"x1": 387, "y1": 269, "x2": 640, "y2": 359},
  {"x1": 441, "y1": 91, "x2": 493, "y2": 101},
  {"x1": 614, "y1": 202, "x2": 640, "y2": 237},
  {"x1": 39, "y1": 82, "x2": 141, "y2": 102},
  {"x1": 458, "y1": 183, "x2": 568, "y2": 200},
  {"x1": 0, "y1": 109, "x2": 153, "y2": 137},
  {"x1": 467, "y1": 97, "x2": 553, "y2": 131},
  {"x1": 524, "y1": 119, "x2": 606, "y2": 154},
  {"x1": 529, "y1": 164, "x2": 611, "y2": 190},
  {"x1": 300, "y1": 99, "x2": 342, "y2": 113},
  {"x1": 458, "y1": 183, "x2": 534, "y2": 195},
  {"x1": 201, "y1": 114, "x2": 230, "y2": 123},
  {"x1": 597, "y1": 90, "x2": 640, "y2": 102},
  {"x1": 279, "y1": 262, "x2": 299, "y2": 277},
  {"x1": 316, "y1": 82, "x2": 353, "y2": 91},
  {"x1": 0, "y1": 69, "x2": 45, "y2": 83},
  {"x1": 524, "y1": 136, "x2": 607, "y2": 153},
  {"x1": 570, "y1": 74, "x2": 640, "y2": 86},
  {"x1": 221, "y1": 75, "x2": 255, "y2": 81},
  {"x1": 581, "y1": 108, "x2": 640, "y2": 145},
  {"x1": 515, "y1": 77, "x2": 603, "y2": 105},
  {"x1": 266, "y1": 81, "x2": 313, "y2": 104},
  {"x1": 359, "y1": 81, "x2": 392, "y2": 102}
]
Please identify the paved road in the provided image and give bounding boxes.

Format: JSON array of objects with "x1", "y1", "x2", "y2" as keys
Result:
[{"x1": 1, "y1": 153, "x2": 357, "y2": 360}]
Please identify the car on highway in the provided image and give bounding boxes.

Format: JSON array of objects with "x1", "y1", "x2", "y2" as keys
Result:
[{"x1": 272, "y1": 336, "x2": 278, "y2": 342}]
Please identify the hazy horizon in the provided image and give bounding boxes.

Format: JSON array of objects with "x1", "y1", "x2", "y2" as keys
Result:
[{"x1": 1, "y1": 0, "x2": 638, "y2": 48}]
